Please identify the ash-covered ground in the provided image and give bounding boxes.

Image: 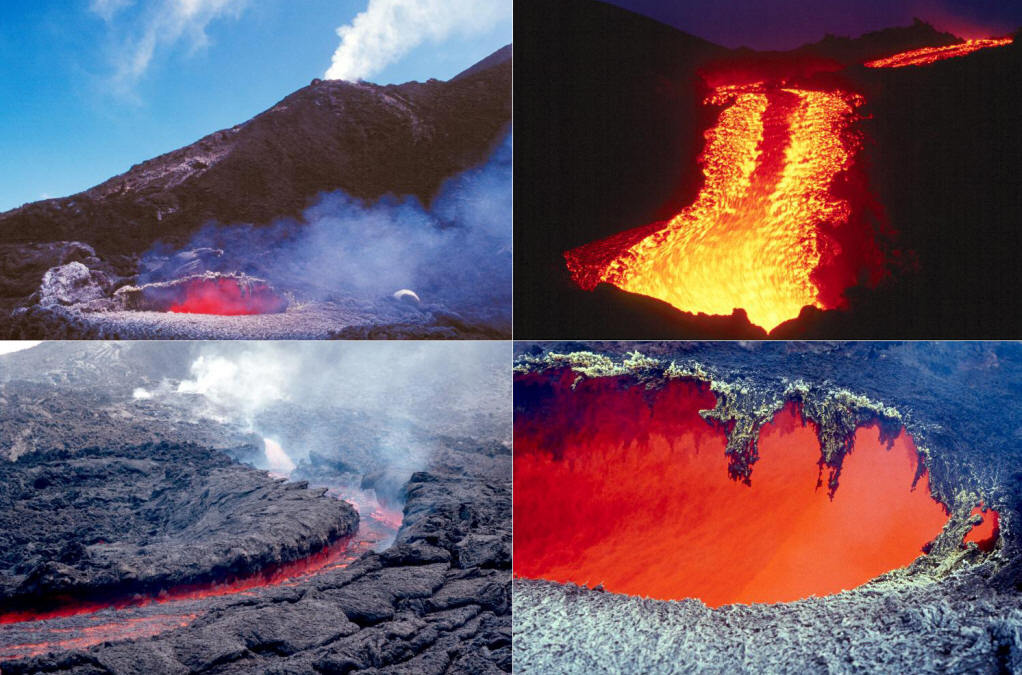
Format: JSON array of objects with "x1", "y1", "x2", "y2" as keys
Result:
[
  {"x1": 0, "y1": 46, "x2": 511, "y2": 340},
  {"x1": 513, "y1": 341, "x2": 1022, "y2": 673},
  {"x1": 0, "y1": 341, "x2": 510, "y2": 673}
]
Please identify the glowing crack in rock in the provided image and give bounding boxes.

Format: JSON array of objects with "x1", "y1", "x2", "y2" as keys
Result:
[
  {"x1": 0, "y1": 510, "x2": 399, "y2": 660},
  {"x1": 864, "y1": 38, "x2": 1013, "y2": 69},
  {"x1": 565, "y1": 83, "x2": 867, "y2": 332}
]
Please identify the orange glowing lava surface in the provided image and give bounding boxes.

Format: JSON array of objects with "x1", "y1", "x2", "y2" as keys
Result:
[
  {"x1": 0, "y1": 498, "x2": 401, "y2": 662},
  {"x1": 864, "y1": 38, "x2": 1013, "y2": 68},
  {"x1": 0, "y1": 614, "x2": 198, "y2": 661},
  {"x1": 512, "y1": 372, "x2": 991, "y2": 607},
  {"x1": 565, "y1": 83, "x2": 869, "y2": 332},
  {"x1": 0, "y1": 535, "x2": 364, "y2": 627},
  {"x1": 167, "y1": 277, "x2": 287, "y2": 315},
  {"x1": 963, "y1": 503, "x2": 1000, "y2": 552}
]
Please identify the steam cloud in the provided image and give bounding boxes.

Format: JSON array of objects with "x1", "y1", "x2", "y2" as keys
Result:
[
  {"x1": 141, "y1": 133, "x2": 512, "y2": 323},
  {"x1": 324, "y1": 0, "x2": 511, "y2": 81},
  {"x1": 170, "y1": 341, "x2": 509, "y2": 485}
]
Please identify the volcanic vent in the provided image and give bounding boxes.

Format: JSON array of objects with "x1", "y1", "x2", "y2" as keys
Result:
[
  {"x1": 513, "y1": 353, "x2": 1001, "y2": 607},
  {"x1": 115, "y1": 273, "x2": 288, "y2": 315}
]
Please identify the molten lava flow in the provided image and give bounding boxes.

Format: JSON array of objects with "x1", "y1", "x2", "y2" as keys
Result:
[
  {"x1": 565, "y1": 81, "x2": 869, "y2": 332},
  {"x1": 0, "y1": 535, "x2": 365, "y2": 627},
  {"x1": 864, "y1": 38, "x2": 1013, "y2": 68},
  {"x1": 168, "y1": 276, "x2": 287, "y2": 315},
  {"x1": 514, "y1": 372, "x2": 951, "y2": 606},
  {"x1": 0, "y1": 495, "x2": 402, "y2": 661},
  {"x1": 963, "y1": 503, "x2": 1000, "y2": 552}
]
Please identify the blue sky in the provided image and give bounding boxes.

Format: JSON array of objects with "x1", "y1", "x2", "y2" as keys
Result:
[{"x1": 0, "y1": 0, "x2": 511, "y2": 213}]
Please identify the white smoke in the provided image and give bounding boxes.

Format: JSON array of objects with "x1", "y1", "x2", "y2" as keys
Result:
[
  {"x1": 143, "y1": 133, "x2": 512, "y2": 322},
  {"x1": 262, "y1": 437, "x2": 296, "y2": 475},
  {"x1": 132, "y1": 387, "x2": 154, "y2": 399},
  {"x1": 176, "y1": 349, "x2": 297, "y2": 422},
  {"x1": 324, "y1": 0, "x2": 510, "y2": 81},
  {"x1": 0, "y1": 341, "x2": 41, "y2": 356}
]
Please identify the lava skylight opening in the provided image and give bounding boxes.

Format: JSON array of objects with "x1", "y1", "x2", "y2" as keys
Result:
[
  {"x1": 513, "y1": 371, "x2": 955, "y2": 607},
  {"x1": 565, "y1": 77, "x2": 879, "y2": 332},
  {"x1": 963, "y1": 503, "x2": 1000, "y2": 552}
]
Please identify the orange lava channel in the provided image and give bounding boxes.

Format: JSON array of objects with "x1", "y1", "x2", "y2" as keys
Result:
[
  {"x1": 565, "y1": 83, "x2": 865, "y2": 332},
  {"x1": 513, "y1": 376, "x2": 957, "y2": 606},
  {"x1": 864, "y1": 38, "x2": 1013, "y2": 68}
]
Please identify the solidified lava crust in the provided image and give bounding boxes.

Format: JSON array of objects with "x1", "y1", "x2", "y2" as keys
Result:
[
  {"x1": 0, "y1": 442, "x2": 358, "y2": 616},
  {"x1": 0, "y1": 343, "x2": 511, "y2": 673}
]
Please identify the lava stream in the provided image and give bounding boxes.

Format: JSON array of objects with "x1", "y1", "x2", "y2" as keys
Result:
[
  {"x1": 565, "y1": 36, "x2": 1013, "y2": 331},
  {"x1": 0, "y1": 534, "x2": 364, "y2": 627},
  {"x1": 565, "y1": 82, "x2": 869, "y2": 332},
  {"x1": 864, "y1": 38, "x2": 1013, "y2": 68},
  {"x1": 513, "y1": 372, "x2": 993, "y2": 606},
  {"x1": 0, "y1": 501, "x2": 401, "y2": 661}
]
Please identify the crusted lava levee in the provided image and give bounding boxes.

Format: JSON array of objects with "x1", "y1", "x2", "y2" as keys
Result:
[{"x1": 1, "y1": 446, "x2": 512, "y2": 674}]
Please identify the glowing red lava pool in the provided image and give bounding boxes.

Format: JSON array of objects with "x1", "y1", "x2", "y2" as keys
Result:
[
  {"x1": 513, "y1": 371, "x2": 995, "y2": 607},
  {"x1": 115, "y1": 273, "x2": 288, "y2": 315}
]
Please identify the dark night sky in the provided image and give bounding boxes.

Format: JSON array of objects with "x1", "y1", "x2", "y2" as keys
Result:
[{"x1": 603, "y1": 0, "x2": 1022, "y2": 50}]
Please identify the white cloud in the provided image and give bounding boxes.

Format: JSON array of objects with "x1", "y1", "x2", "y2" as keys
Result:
[
  {"x1": 91, "y1": 0, "x2": 248, "y2": 89},
  {"x1": 325, "y1": 0, "x2": 510, "y2": 81}
]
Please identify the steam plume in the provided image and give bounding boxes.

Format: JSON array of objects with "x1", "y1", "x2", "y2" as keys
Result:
[
  {"x1": 324, "y1": 0, "x2": 510, "y2": 81},
  {"x1": 141, "y1": 133, "x2": 512, "y2": 323}
]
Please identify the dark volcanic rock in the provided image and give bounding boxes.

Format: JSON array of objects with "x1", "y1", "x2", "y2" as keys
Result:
[
  {"x1": 3, "y1": 458, "x2": 511, "y2": 674},
  {"x1": 0, "y1": 49, "x2": 511, "y2": 259},
  {"x1": 0, "y1": 442, "x2": 358, "y2": 609},
  {"x1": 0, "y1": 342, "x2": 510, "y2": 673}
]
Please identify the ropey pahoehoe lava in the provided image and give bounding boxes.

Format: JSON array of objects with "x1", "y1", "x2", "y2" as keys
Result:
[
  {"x1": 512, "y1": 341, "x2": 1022, "y2": 673},
  {"x1": 0, "y1": 341, "x2": 511, "y2": 673}
]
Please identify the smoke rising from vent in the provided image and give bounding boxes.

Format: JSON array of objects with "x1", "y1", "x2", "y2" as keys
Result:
[
  {"x1": 324, "y1": 0, "x2": 511, "y2": 81},
  {"x1": 163, "y1": 341, "x2": 509, "y2": 488},
  {"x1": 140, "y1": 133, "x2": 511, "y2": 322}
]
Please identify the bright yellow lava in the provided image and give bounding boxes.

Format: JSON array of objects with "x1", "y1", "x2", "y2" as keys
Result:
[{"x1": 567, "y1": 83, "x2": 864, "y2": 332}]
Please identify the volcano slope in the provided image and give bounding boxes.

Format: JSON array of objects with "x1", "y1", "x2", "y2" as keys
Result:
[
  {"x1": 0, "y1": 46, "x2": 511, "y2": 340},
  {"x1": 0, "y1": 342, "x2": 511, "y2": 673},
  {"x1": 512, "y1": 341, "x2": 1022, "y2": 673},
  {"x1": 514, "y1": 0, "x2": 1021, "y2": 339}
]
